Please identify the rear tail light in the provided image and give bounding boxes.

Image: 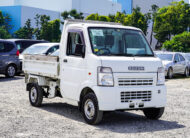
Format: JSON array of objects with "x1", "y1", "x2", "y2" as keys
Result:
[{"x1": 16, "y1": 50, "x2": 20, "y2": 56}]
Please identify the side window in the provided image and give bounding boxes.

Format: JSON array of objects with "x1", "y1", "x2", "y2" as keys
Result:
[
  {"x1": 0, "y1": 42, "x2": 14, "y2": 53},
  {"x1": 0, "y1": 43, "x2": 5, "y2": 52},
  {"x1": 16, "y1": 41, "x2": 37, "y2": 53},
  {"x1": 46, "y1": 45, "x2": 59, "y2": 55},
  {"x1": 66, "y1": 32, "x2": 84, "y2": 57},
  {"x1": 174, "y1": 54, "x2": 180, "y2": 62},
  {"x1": 179, "y1": 54, "x2": 185, "y2": 61}
]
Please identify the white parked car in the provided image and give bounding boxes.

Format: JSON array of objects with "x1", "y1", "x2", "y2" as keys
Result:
[
  {"x1": 19, "y1": 43, "x2": 59, "y2": 60},
  {"x1": 23, "y1": 20, "x2": 166, "y2": 125}
]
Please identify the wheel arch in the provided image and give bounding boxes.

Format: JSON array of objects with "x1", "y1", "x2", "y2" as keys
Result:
[{"x1": 78, "y1": 87, "x2": 96, "y2": 111}]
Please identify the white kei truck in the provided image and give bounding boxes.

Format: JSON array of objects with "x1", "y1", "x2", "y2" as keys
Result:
[{"x1": 23, "y1": 20, "x2": 166, "y2": 125}]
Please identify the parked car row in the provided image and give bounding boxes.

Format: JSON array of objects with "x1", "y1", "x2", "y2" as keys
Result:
[
  {"x1": 0, "y1": 39, "x2": 59, "y2": 77},
  {"x1": 155, "y1": 51, "x2": 190, "y2": 79}
]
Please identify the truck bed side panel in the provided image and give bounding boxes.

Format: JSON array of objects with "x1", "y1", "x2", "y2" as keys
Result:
[{"x1": 23, "y1": 55, "x2": 59, "y2": 79}]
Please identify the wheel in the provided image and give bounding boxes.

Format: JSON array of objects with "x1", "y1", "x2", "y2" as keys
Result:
[
  {"x1": 167, "y1": 68, "x2": 173, "y2": 79},
  {"x1": 184, "y1": 67, "x2": 189, "y2": 77},
  {"x1": 5, "y1": 64, "x2": 16, "y2": 78},
  {"x1": 82, "y1": 93, "x2": 103, "y2": 125},
  {"x1": 143, "y1": 107, "x2": 165, "y2": 120},
  {"x1": 29, "y1": 83, "x2": 43, "y2": 107}
]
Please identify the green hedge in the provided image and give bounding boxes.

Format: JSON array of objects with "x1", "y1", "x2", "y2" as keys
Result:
[{"x1": 163, "y1": 31, "x2": 190, "y2": 52}]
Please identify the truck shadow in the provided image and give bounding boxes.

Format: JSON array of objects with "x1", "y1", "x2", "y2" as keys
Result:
[
  {"x1": 41, "y1": 102, "x2": 185, "y2": 134},
  {"x1": 0, "y1": 76, "x2": 23, "y2": 82}
]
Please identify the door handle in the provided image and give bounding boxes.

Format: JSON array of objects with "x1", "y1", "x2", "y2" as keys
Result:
[{"x1": 63, "y1": 59, "x2": 68, "y2": 63}]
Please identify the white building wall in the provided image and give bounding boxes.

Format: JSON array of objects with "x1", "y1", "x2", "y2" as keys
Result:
[
  {"x1": 72, "y1": 0, "x2": 121, "y2": 16},
  {"x1": 14, "y1": 0, "x2": 121, "y2": 15},
  {"x1": 133, "y1": 0, "x2": 189, "y2": 14},
  {"x1": 0, "y1": 0, "x2": 15, "y2": 6},
  {"x1": 15, "y1": 0, "x2": 73, "y2": 12},
  {"x1": 133, "y1": 0, "x2": 173, "y2": 14},
  {"x1": 21, "y1": 6, "x2": 60, "y2": 28}
]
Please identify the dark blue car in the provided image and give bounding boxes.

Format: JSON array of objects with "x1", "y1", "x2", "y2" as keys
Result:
[{"x1": 0, "y1": 39, "x2": 47, "y2": 77}]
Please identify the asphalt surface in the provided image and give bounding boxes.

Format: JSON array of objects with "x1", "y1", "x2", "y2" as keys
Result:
[{"x1": 0, "y1": 75, "x2": 189, "y2": 138}]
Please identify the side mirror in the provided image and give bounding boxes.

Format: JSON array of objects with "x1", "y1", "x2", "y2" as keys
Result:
[{"x1": 174, "y1": 60, "x2": 177, "y2": 63}]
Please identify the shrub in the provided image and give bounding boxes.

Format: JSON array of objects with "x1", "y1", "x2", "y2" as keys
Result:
[{"x1": 162, "y1": 31, "x2": 190, "y2": 52}]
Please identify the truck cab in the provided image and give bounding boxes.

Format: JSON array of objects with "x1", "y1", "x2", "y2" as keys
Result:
[{"x1": 24, "y1": 20, "x2": 166, "y2": 125}]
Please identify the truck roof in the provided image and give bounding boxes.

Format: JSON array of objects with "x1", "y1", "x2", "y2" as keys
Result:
[{"x1": 64, "y1": 19, "x2": 141, "y2": 31}]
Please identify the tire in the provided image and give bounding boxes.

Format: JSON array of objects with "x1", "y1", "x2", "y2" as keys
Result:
[
  {"x1": 82, "y1": 93, "x2": 103, "y2": 125},
  {"x1": 184, "y1": 67, "x2": 189, "y2": 77},
  {"x1": 29, "y1": 83, "x2": 43, "y2": 107},
  {"x1": 167, "y1": 68, "x2": 173, "y2": 79},
  {"x1": 5, "y1": 64, "x2": 16, "y2": 78},
  {"x1": 143, "y1": 107, "x2": 165, "y2": 120}
]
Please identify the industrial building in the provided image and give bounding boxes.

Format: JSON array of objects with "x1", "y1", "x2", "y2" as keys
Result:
[{"x1": 0, "y1": 0, "x2": 121, "y2": 33}]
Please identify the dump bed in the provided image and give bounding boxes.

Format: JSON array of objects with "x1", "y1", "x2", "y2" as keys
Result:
[{"x1": 23, "y1": 55, "x2": 59, "y2": 79}]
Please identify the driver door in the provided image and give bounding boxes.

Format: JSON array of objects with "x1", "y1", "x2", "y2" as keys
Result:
[
  {"x1": 173, "y1": 54, "x2": 180, "y2": 73},
  {"x1": 60, "y1": 30, "x2": 87, "y2": 101}
]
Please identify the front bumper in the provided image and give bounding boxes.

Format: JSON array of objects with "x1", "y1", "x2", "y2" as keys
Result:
[{"x1": 92, "y1": 85, "x2": 167, "y2": 111}]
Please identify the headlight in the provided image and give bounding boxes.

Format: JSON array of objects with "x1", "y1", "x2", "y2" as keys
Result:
[
  {"x1": 97, "y1": 67, "x2": 114, "y2": 86},
  {"x1": 157, "y1": 67, "x2": 165, "y2": 85}
]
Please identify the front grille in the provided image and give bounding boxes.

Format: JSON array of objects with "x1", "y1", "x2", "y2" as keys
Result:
[
  {"x1": 121, "y1": 91, "x2": 152, "y2": 103},
  {"x1": 118, "y1": 78, "x2": 153, "y2": 86}
]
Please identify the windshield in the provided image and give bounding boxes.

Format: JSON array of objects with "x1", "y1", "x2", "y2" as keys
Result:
[
  {"x1": 88, "y1": 28, "x2": 154, "y2": 56},
  {"x1": 22, "y1": 45, "x2": 50, "y2": 55},
  {"x1": 156, "y1": 54, "x2": 173, "y2": 61},
  {"x1": 185, "y1": 54, "x2": 190, "y2": 61}
]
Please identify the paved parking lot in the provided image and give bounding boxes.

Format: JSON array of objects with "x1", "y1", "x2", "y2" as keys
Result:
[{"x1": 0, "y1": 75, "x2": 190, "y2": 138}]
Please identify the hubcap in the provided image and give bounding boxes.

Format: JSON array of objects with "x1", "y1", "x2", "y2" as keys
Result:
[
  {"x1": 30, "y1": 87, "x2": 37, "y2": 103},
  {"x1": 84, "y1": 99, "x2": 95, "y2": 120},
  {"x1": 8, "y1": 66, "x2": 15, "y2": 77}
]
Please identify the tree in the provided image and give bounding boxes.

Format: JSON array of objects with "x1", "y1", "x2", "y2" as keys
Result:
[
  {"x1": 162, "y1": 31, "x2": 190, "y2": 52},
  {"x1": 14, "y1": 19, "x2": 34, "y2": 39},
  {"x1": 124, "y1": 7, "x2": 149, "y2": 34},
  {"x1": 98, "y1": 16, "x2": 110, "y2": 22},
  {"x1": 49, "y1": 19, "x2": 61, "y2": 42},
  {"x1": 0, "y1": 26, "x2": 11, "y2": 38},
  {"x1": 39, "y1": 15, "x2": 51, "y2": 40},
  {"x1": 108, "y1": 14, "x2": 115, "y2": 22},
  {"x1": 61, "y1": 9, "x2": 84, "y2": 24},
  {"x1": 33, "y1": 14, "x2": 41, "y2": 39},
  {"x1": 149, "y1": 4, "x2": 159, "y2": 46},
  {"x1": 85, "y1": 13, "x2": 99, "y2": 21},
  {"x1": 85, "y1": 8, "x2": 149, "y2": 34},
  {"x1": 114, "y1": 12, "x2": 126, "y2": 24},
  {"x1": 154, "y1": 1, "x2": 190, "y2": 45},
  {"x1": 61, "y1": 11, "x2": 69, "y2": 20},
  {"x1": 0, "y1": 11, "x2": 11, "y2": 38}
]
